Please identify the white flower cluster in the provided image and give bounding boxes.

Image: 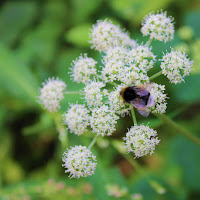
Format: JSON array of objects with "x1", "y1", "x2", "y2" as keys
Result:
[
  {"x1": 63, "y1": 104, "x2": 90, "y2": 135},
  {"x1": 123, "y1": 125, "x2": 160, "y2": 158},
  {"x1": 90, "y1": 19, "x2": 137, "y2": 52},
  {"x1": 101, "y1": 45, "x2": 156, "y2": 85},
  {"x1": 141, "y1": 11, "x2": 174, "y2": 43},
  {"x1": 146, "y1": 83, "x2": 167, "y2": 114},
  {"x1": 84, "y1": 80, "x2": 106, "y2": 107},
  {"x1": 37, "y1": 11, "x2": 194, "y2": 179},
  {"x1": 90, "y1": 105, "x2": 119, "y2": 137},
  {"x1": 62, "y1": 145, "x2": 97, "y2": 178},
  {"x1": 160, "y1": 49, "x2": 193, "y2": 84},
  {"x1": 38, "y1": 77, "x2": 66, "y2": 112},
  {"x1": 71, "y1": 54, "x2": 97, "y2": 84}
]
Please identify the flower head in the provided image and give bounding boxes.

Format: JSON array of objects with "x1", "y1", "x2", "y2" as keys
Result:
[
  {"x1": 62, "y1": 145, "x2": 97, "y2": 178},
  {"x1": 126, "y1": 45, "x2": 156, "y2": 72},
  {"x1": 84, "y1": 80, "x2": 107, "y2": 107},
  {"x1": 90, "y1": 105, "x2": 119, "y2": 136},
  {"x1": 101, "y1": 44, "x2": 155, "y2": 85},
  {"x1": 38, "y1": 77, "x2": 66, "y2": 112},
  {"x1": 123, "y1": 125, "x2": 160, "y2": 158},
  {"x1": 141, "y1": 11, "x2": 174, "y2": 43},
  {"x1": 90, "y1": 19, "x2": 136, "y2": 52},
  {"x1": 160, "y1": 49, "x2": 193, "y2": 84},
  {"x1": 71, "y1": 54, "x2": 97, "y2": 84},
  {"x1": 146, "y1": 83, "x2": 167, "y2": 114},
  {"x1": 101, "y1": 46, "x2": 128, "y2": 82},
  {"x1": 63, "y1": 104, "x2": 90, "y2": 135}
]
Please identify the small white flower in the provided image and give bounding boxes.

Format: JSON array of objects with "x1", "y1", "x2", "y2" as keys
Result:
[
  {"x1": 126, "y1": 45, "x2": 156, "y2": 73},
  {"x1": 101, "y1": 46, "x2": 129, "y2": 82},
  {"x1": 90, "y1": 19, "x2": 136, "y2": 52},
  {"x1": 90, "y1": 105, "x2": 119, "y2": 136},
  {"x1": 160, "y1": 49, "x2": 193, "y2": 84},
  {"x1": 108, "y1": 85, "x2": 131, "y2": 116},
  {"x1": 101, "y1": 45, "x2": 154, "y2": 85},
  {"x1": 63, "y1": 104, "x2": 90, "y2": 135},
  {"x1": 120, "y1": 66, "x2": 150, "y2": 85},
  {"x1": 120, "y1": 44, "x2": 156, "y2": 85},
  {"x1": 71, "y1": 54, "x2": 97, "y2": 84},
  {"x1": 141, "y1": 11, "x2": 174, "y2": 43},
  {"x1": 146, "y1": 83, "x2": 168, "y2": 114},
  {"x1": 123, "y1": 125, "x2": 160, "y2": 158},
  {"x1": 62, "y1": 145, "x2": 97, "y2": 178},
  {"x1": 38, "y1": 77, "x2": 66, "y2": 112},
  {"x1": 84, "y1": 80, "x2": 106, "y2": 107}
]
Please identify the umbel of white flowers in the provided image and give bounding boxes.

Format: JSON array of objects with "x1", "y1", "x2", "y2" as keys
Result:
[{"x1": 37, "y1": 10, "x2": 193, "y2": 179}]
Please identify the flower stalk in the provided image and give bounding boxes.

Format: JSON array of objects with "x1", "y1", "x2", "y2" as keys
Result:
[
  {"x1": 149, "y1": 71, "x2": 163, "y2": 80},
  {"x1": 155, "y1": 113, "x2": 200, "y2": 146}
]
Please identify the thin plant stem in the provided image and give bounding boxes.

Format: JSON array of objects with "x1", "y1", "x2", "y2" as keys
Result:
[
  {"x1": 155, "y1": 113, "x2": 200, "y2": 146},
  {"x1": 149, "y1": 71, "x2": 163, "y2": 81},
  {"x1": 53, "y1": 113, "x2": 68, "y2": 148},
  {"x1": 111, "y1": 140, "x2": 166, "y2": 194},
  {"x1": 146, "y1": 38, "x2": 153, "y2": 47},
  {"x1": 88, "y1": 135, "x2": 98, "y2": 149},
  {"x1": 131, "y1": 107, "x2": 137, "y2": 125},
  {"x1": 64, "y1": 91, "x2": 84, "y2": 94}
]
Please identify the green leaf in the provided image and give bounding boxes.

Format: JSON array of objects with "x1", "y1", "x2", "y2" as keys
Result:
[
  {"x1": 0, "y1": 1, "x2": 38, "y2": 46},
  {"x1": 65, "y1": 24, "x2": 92, "y2": 47},
  {"x1": 170, "y1": 137, "x2": 200, "y2": 191},
  {"x1": 71, "y1": 0, "x2": 102, "y2": 23},
  {"x1": 16, "y1": 1, "x2": 68, "y2": 67},
  {"x1": 0, "y1": 44, "x2": 39, "y2": 103},
  {"x1": 108, "y1": 0, "x2": 172, "y2": 24},
  {"x1": 183, "y1": 11, "x2": 200, "y2": 39},
  {"x1": 170, "y1": 74, "x2": 200, "y2": 103}
]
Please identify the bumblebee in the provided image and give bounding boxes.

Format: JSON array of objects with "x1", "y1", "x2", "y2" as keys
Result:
[{"x1": 120, "y1": 85, "x2": 155, "y2": 117}]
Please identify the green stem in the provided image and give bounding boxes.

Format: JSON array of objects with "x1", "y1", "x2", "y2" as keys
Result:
[
  {"x1": 149, "y1": 71, "x2": 163, "y2": 81},
  {"x1": 131, "y1": 107, "x2": 137, "y2": 125},
  {"x1": 64, "y1": 91, "x2": 83, "y2": 94},
  {"x1": 53, "y1": 113, "x2": 68, "y2": 148},
  {"x1": 111, "y1": 140, "x2": 166, "y2": 194},
  {"x1": 88, "y1": 135, "x2": 98, "y2": 149},
  {"x1": 155, "y1": 114, "x2": 200, "y2": 146},
  {"x1": 146, "y1": 38, "x2": 153, "y2": 47}
]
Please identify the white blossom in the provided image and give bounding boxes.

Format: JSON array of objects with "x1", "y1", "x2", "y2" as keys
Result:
[
  {"x1": 84, "y1": 80, "x2": 107, "y2": 107},
  {"x1": 101, "y1": 46, "x2": 129, "y2": 82},
  {"x1": 38, "y1": 77, "x2": 66, "y2": 112},
  {"x1": 160, "y1": 49, "x2": 193, "y2": 84},
  {"x1": 90, "y1": 105, "x2": 119, "y2": 136},
  {"x1": 146, "y1": 83, "x2": 168, "y2": 114},
  {"x1": 141, "y1": 11, "x2": 174, "y2": 43},
  {"x1": 62, "y1": 145, "x2": 97, "y2": 178},
  {"x1": 63, "y1": 104, "x2": 90, "y2": 135},
  {"x1": 123, "y1": 125, "x2": 160, "y2": 158},
  {"x1": 71, "y1": 54, "x2": 97, "y2": 83},
  {"x1": 90, "y1": 19, "x2": 136, "y2": 52}
]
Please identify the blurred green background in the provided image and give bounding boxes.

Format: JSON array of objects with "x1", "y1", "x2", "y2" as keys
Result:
[{"x1": 0, "y1": 0, "x2": 200, "y2": 199}]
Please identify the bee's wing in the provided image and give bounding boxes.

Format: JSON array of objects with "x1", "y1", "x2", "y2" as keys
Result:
[
  {"x1": 136, "y1": 107, "x2": 150, "y2": 117},
  {"x1": 130, "y1": 99, "x2": 146, "y2": 108}
]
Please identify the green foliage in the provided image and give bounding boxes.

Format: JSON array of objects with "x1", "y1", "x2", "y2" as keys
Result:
[
  {"x1": 65, "y1": 23, "x2": 93, "y2": 47},
  {"x1": 0, "y1": 0, "x2": 199, "y2": 199},
  {"x1": 108, "y1": 0, "x2": 172, "y2": 24},
  {"x1": 0, "y1": 44, "x2": 39, "y2": 103},
  {"x1": 0, "y1": 2, "x2": 38, "y2": 46}
]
